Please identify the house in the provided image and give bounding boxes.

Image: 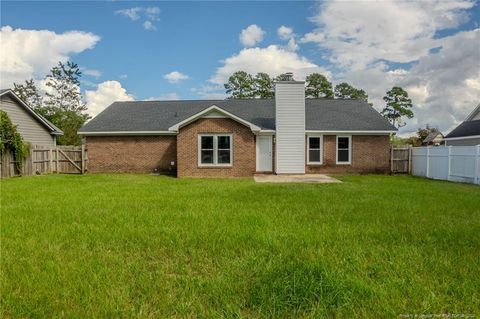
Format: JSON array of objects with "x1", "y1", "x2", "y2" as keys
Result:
[
  {"x1": 423, "y1": 131, "x2": 444, "y2": 146},
  {"x1": 79, "y1": 79, "x2": 397, "y2": 177},
  {"x1": 444, "y1": 104, "x2": 480, "y2": 146},
  {"x1": 0, "y1": 89, "x2": 63, "y2": 146}
]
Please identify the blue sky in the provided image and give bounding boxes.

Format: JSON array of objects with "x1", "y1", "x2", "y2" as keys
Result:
[{"x1": 1, "y1": 1, "x2": 479, "y2": 135}]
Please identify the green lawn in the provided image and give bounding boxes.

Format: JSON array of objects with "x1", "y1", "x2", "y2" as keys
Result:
[{"x1": 1, "y1": 174, "x2": 479, "y2": 318}]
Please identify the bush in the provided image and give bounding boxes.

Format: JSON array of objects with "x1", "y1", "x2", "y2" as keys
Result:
[{"x1": 0, "y1": 110, "x2": 30, "y2": 173}]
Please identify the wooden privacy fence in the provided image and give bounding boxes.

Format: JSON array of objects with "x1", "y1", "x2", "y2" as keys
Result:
[
  {"x1": 0, "y1": 145, "x2": 87, "y2": 178},
  {"x1": 391, "y1": 145, "x2": 412, "y2": 173},
  {"x1": 412, "y1": 145, "x2": 480, "y2": 185}
]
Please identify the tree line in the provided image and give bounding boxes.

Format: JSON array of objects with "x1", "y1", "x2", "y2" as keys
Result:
[
  {"x1": 224, "y1": 71, "x2": 414, "y2": 128},
  {"x1": 224, "y1": 71, "x2": 368, "y2": 101},
  {"x1": 13, "y1": 61, "x2": 89, "y2": 145}
]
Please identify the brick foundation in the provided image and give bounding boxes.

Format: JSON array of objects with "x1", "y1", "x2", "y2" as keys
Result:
[
  {"x1": 306, "y1": 135, "x2": 390, "y2": 174},
  {"x1": 86, "y1": 135, "x2": 177, "y2": 174},
  {"x1": 177, "y1": 118, "x2": 256, "y2": 177}
]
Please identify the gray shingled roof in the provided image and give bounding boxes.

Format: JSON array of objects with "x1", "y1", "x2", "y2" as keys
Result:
[
  {"x1": 423, "y1": 131, "x2": 443, "y2": 143},
  {"x1": 445, "y1": 119, "x2": 480, "y2": 138},
  {"x1": 79, "y1": 99, "x2": 396, "y2": 133}
]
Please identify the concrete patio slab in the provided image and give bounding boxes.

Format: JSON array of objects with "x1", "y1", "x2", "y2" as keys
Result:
[{"x1": 254, "y1": 174, "x2": 342, "y2": 183}]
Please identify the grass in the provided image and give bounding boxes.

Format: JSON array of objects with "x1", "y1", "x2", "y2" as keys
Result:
[{"x1": 1, "y1": 174, "x2": 479, "y2": 318}]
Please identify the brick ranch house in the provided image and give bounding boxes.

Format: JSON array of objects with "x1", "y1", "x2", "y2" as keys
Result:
[{"x1": 79, "y1": 80, "x2": 397, "y2": 177}]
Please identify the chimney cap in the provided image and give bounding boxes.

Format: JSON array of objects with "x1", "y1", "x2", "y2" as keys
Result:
[{"x1": 285, "y1": 72, "x2": 294, "y2": 81}]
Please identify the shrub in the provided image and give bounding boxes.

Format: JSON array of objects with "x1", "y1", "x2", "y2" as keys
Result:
[{"x1": 0, "y1": 110, "x2": 30, "y2": 173}]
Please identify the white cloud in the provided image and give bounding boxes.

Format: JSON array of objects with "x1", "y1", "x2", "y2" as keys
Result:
[
  {"x1": 119, "y1": 74, "x2": 128, "y2": 79},
  {"x1": 0, "y1": 26, "x2": 100, "y2": 88},
  {"x1": 299, "y1": 0, "x2": 479, "y2": 134},
  {"x1": 210, "y1": 45, "x2": 330, "y2": 84},
  {"x1": 143, "y1": 21, "x2": 156, "y2": 31},
  {"x1": 145, "y1": 93, "x2": 180, "y2": 101},
  {"x1": 338, "y1": 29, "x2": 480, "y2": 135},
  {"x1": 164, "y1": 71, "x2": 189, "y2": 83},
  {"x1": 303, "y1": 0, "x2": 475, "y2": 69},
  {"x1": 115, "y1": 7, "x2": 143, "y2": 21},
  {"x1": 277, "y1": 25, "x2": 294, "y2": 40},
  {"x1": 83, "y1": 69, "x2": 101, "y2": 78},
  {"x1": 116, "y1": 7, "x2": 160, "y2": 31},
  {"x1": 85, "y1": 80, "x2": 134, "y2": 117},
  {"x1": 239, "y1": 24, "x2": 265, "y2": 47},
  {"x1": 194, "y1": 84, "x2": 227, "y2": 100}
]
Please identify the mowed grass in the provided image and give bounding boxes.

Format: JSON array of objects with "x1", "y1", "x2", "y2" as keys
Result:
[{"x1": 1, "y1": 174, "x2": 479, "y2": 318}]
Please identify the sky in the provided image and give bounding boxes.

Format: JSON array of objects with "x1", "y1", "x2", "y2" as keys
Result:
[{"x1": 1, "y1": 1, "x2": 479, "y2": 136}]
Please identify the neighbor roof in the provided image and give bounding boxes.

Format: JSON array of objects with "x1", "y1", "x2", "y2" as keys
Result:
[
  {"x1": 79, "y1": 99, "x2": 396, "y2": 133},
  {"x1": 423, "y1": 131, "x2": 443, "y2": 143},
  {"x1": 445, "y1": 119, "x2": 480, "y2": 139},
  {"x1": 0, "y1": 89, "x2": 63, "y2": 135}
]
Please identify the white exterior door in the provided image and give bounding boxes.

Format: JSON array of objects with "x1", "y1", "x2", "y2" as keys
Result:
[{"x1": 256, "y1": 135, "x2": 273, "y2": 172}]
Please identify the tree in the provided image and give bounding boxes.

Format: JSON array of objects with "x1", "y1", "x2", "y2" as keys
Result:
[
  {"x1": 417, "y1": 125, "x2": 438, "y2": 142},
  {"x1": 13, "y1": 79, "x2": 43, "y2": 109},
  {"x1": 224, "y1": 71, "x2": 255, "y2": 99},
  {"x1": 381, "y1": 86, "x2": 414, "y2": 128},
  {"x1": 42, "y1": 61, "x2": 90, "y2": 145},
  {"x1": 305, "y1": 73, "x2": 333, "y2": 98},
  {"x1": 253, "y1": 73, "x2": 274, "y2": 98},
  {"x1": 334, "y1": 82, "x2": 368, "y2": 101}
]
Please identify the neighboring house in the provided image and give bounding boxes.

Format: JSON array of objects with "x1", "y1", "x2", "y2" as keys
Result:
[
  {"x1": 0, "y1": 89, "x2": 63, "y2": 146},
  {"x1": 79, "y1": 79, "x2": 397, "y2": 177},
  {"x1": 444, "y1": 104, "x2": 480, "y2": 146},
  {"x1": 423, "y1": 131, "x2": 444, "y2": 146}
]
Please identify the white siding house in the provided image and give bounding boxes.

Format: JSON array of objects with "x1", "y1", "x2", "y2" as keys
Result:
[
  {"x1": 0, "y1": 89, "x2": 63, "y2": 146},
  {"x1": 444, "y1": 104, "x2": 480, "y2": 146}
]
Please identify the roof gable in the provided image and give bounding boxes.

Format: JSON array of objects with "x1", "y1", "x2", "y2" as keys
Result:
[
  {"x1": 0, "y1": 89, "x2": 63, "y2": 135},
  {"x1": 168, "y1": 105, "x2": 261, "y2": 132}
]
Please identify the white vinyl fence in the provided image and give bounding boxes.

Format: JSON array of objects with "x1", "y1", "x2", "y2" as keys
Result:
[{"x1": 412, "y1": 145, "x2": 480, "y2": 185}]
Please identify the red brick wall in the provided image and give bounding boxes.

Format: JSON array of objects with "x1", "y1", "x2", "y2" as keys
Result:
[
  {"x1": 177, "y1": 118, "x2": 256, "y2": 177},
  {"x1": 306, "y1": 135, "x2": 390, "y2": 174},
  {"x1": 86, "y1": 136, "x2": 177, "y2": 174}
]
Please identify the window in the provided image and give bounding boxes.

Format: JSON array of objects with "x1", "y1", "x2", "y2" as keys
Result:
[
  {"x1": 307, "y1": 135, "x2": 323, "y2": 164},
  {"x1": 198, "y1": 134, "x2": 232, "y2": 166},
  {"x1": 336, "y1": 136, "x2": 351, "y2": 164}
]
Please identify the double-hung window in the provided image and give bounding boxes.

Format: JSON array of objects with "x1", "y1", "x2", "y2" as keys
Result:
[
  {"x1": 307, "y1": 135, "x2": 323, "y2": 164},
  {"x1": 336, "y1": 136, "x2": 351, "y2": 164},
  {"x1": 199, "y1": 134, "x2": 232, "y2": 166}
]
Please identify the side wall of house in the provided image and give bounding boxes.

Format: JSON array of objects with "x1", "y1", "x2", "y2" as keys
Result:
[
  {"x1": 177, "y1": 118, "x2": 256, "y2": 177},
  {"x1": 86, "y1": 135, "x2": 177, "y2": 174},
  {"x1": 446, "y1": 138, "x2": 480, "y2": 146},
  {"x1": 0, "y1": 95, "x2": 55, "y2": 146},
  {"x1": 306, "y1": 135, "x2": 390, "y2": 174}
]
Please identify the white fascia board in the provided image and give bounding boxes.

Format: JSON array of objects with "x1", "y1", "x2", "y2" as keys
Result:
[
  {"x1": 255, "y1": 130, "x2": 276, "y2": 135},
  {"x1": 305, "y1": 130, "x2": 396, "y2": 134},
  {"x1": 465, "y1": 103, "x2": 480, "y2": 121},
  {"x1": 443, "y1": 135, "x2": 480, "y2": 141},
  {"x1": 79, "y1": 131, "x2": 177, "y2": 136},
  {"x1": 168, "y1": 105, "x2": 261, "y2": 132}
]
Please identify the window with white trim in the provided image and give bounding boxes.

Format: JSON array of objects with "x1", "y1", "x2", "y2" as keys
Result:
[
  {"x1": 199, "y1": 134, "x2": 232, "y2": 166},
  {"x1": 336, "y1": 136, "x2": 351, "y2": 164},
  {"x1": 307, "y1": 135, "x2": 323, "y2": 164}
]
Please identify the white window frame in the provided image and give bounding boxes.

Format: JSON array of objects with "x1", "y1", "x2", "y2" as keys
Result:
[
  {"x1": 198, "y1": 134, "x2": 233, "y2": 167},
  {"x1": 307, "y1": 134, "x2": 323, "y2": 165},
  {"x1": 336, "y1": 135, "x2": 352, "y2": 165}
]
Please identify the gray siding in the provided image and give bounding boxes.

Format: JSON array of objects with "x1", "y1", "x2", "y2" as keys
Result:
[
  {"x1": 275, "y1": 82, "x2": 305, "y2": 174},
  {"x1": 446, "y1": 138, "x2": 480, "y2": 146},
  {"x1": 0, "y1": 95, "x2": 55, "y2": 146}
]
